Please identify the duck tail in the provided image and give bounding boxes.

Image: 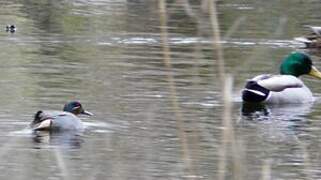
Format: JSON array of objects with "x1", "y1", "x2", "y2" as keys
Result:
[
  {"x1": 31, "y1": 111, "x2": 53, "y2": 131},
  {"x1": 31, "y1": 111, "x2": 43, "y2": 126}
]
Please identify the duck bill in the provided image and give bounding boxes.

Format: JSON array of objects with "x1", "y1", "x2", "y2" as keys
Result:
[
  {"x1": 309, "y1": 66, "x2": 321, "y2": 79},
  {"x1": 82, "y1": 110, "x2": 93, "y2": 116}
]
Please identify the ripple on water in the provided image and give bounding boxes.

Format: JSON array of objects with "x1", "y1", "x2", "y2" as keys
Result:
[{"x1": 9, "y1": 128, "x2": 33, "y2": 137}]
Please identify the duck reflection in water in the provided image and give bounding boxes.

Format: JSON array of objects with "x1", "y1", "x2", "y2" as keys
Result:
[
  {"x1": 241, "y1": 102, "x2": 270, "y2": 119},
  {"x1": 240, "y1": 102, "x2": 316, "y2": 146},
  {"x1": 241, "y1": 102, "x2": 313, "y2": 122},
  {"x1": 32, "y1": 130, "x2": 84, "y2": 149}
]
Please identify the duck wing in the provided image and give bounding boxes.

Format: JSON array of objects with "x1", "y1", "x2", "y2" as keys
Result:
[
  {"x1": 257, "y1": 75, "x2": 303, "y2": 92},
  {"x1": 306, "y1": 26, "x2": 321, "y2": 37},
  {"x1": 31, "y1": 111, "x2": 70, "y2": 131}
]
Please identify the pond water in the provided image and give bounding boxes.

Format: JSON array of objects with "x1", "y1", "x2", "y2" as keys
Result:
[{"x1": 1, "y1": 0, "x2": 321, "y2": 179}]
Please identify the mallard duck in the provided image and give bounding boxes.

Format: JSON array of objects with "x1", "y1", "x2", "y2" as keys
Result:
[
  {"x1": 242, "y1": 52, "x2": 321, "y2": 104},
  {"x1": 31, "y1": 101, "x2": 93, "y2": 131},
  {"x1": 294, "y1": 26, "x2": 321, "y2": 48}
]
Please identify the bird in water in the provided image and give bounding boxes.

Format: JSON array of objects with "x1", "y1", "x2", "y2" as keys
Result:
[
  {"x1": 294, "y1": 26, "x2": 321, "y2": 48},
  {"x1": 242, "y1": 52, "x2": 321, "y2": 104},
  {"x1": 5, "y1": 25, "x2": 16, "y2": 33},
  {"x1": 31, "y1": 101, "x2": 93, "y2": 131}
]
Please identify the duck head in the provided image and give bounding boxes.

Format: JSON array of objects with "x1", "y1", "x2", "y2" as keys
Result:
[
  {"x1": 63, "y1": 101, "x2": 93, "y2": 116},
  {"x1": 280, "y1": 52, "x2": 321, "y2": 78}
]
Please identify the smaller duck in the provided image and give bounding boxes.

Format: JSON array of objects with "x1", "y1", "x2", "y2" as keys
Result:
[
  {"x1": 294, "y1": 26, "x2": 321, "y2": 48},
  {"x1": 5, "y1": 25, "x2": 16, "y2": 33},
  {"x1": 31, "y1": 101, "x2": 93, "y2": 131},
  {"x1": 242, "y1": 52, "x2": 321, "y2": 104}
]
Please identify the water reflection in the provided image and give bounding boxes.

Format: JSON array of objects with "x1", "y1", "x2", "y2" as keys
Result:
[
  {"x1": 241, "y1": 102, "x2": 270, "y2": 120},
  {"x1": 32, "y1": 130, "x2": 84, "y2": 149},
  {"x1": 240, "y1": 102, "x2": 314, "y2": 144},
  {"x1": 1, "y1": 0, "x2": 321, "y2": 179},
  {"x1": 241, "y1": 102, "x2": 313, "y2": 121},
  {"x1": 239, "y1": 102, "x2": 315, "y2": 179}
]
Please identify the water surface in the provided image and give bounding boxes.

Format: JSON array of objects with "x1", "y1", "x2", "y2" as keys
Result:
[{"x1": 1, "y1": 0, "x2": 321, "y2": 179}]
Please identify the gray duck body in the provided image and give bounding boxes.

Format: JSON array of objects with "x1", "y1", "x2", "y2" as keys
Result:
[{"x1": 34, "y1": 111, "x2": 84, "y2": 131}]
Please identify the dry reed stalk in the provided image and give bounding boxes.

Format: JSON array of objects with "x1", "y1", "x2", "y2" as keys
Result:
[
  {"x1": 303, "y1": 145, "x2": 312, "y2": 179},
  {"x1": 296, "y1": 139, "x2": 313, "y2": 179},
  {"x1": 177, "y1": 0, "x2": 195, "y2": 17},
  {"x1": 158, "y1": 0, "x2": 195, "y2": 178},
  {"x1": 54, "y1": 148, "x2": 70, "y2": 180},
  {"x1": 208, "y1": 0, "x2": 225, "y2": 81},
  {"x1": 223, "y1": 16, "x2": 247, "y2": 39},
  {"x1": 261, "y1": 160, "x2": 271, "y2": 180},
  {"x1": 208, "y1": 0, "x2": 241, "y2": 180}
]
